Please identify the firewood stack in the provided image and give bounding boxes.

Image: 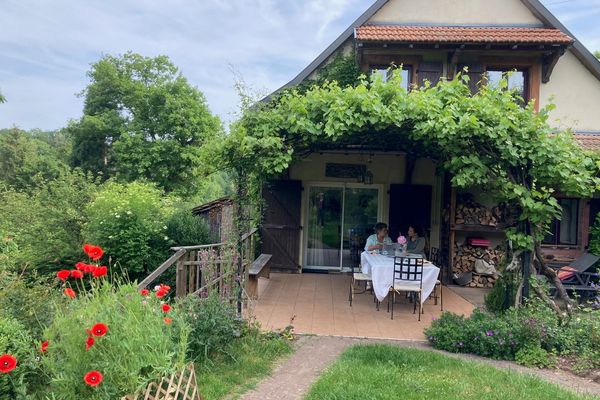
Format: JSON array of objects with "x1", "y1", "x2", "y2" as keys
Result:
[
  {"x1": 453, "y1": 244, "x2": 504, "y2": 288},
  {"x1": 455, "y1": 201, "x2": 502, "y2": 226}
]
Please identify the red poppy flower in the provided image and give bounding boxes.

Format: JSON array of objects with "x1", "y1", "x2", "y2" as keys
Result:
[
  {"x1": 85, "y1": 336, "x2": 95, "y2": 350},
  {"x1": 64, "y1": 288, "x2": 76, "y2": 298},
  {"x1": 83, "y1": 244, "x2": 104, "y2": 261},
  {"x1": 161, "y1": 304, "x2": 171, "y2": 313},
  {"x1": 163, "y1": 317, "x2": 172, "y2": 325},
  {"x1": 84, "y1": 370, "x2": 103, "y2": 387},
  {"x1": 159, "y1": 284, "x2": 171, "y2": 292},
  {"x1": 156, "y1": 289, "x2": 168, "y2": 298},
  {"x1": 40, "y1": 341, "x2": 49, "y2": 353},
  {"x1": 92, "y1": 266, "x2": 108, "y2": 278},
  {"x1": 70, "y1": 270, "x2": 84, "y2": 279},
  {"x1": 90, "y1": 323, "x2": 108, "y2": 337},
  {"x1": 0, "y1": 354, "x2": 17, "y2": 373},
  {"x1": 56, "y1": 270, "x2": 71, "y2": 281},
  {"x1": 140, "y1": 289, "x2": 150, "y2": 296}
]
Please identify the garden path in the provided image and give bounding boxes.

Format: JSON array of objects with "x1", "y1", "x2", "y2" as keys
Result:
[{"x1": 238, "y1": 335, "x2": 600, "y2": 400}]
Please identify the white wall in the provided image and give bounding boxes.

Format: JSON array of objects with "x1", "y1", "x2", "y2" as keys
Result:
[
  {"x1": 540, "y1": 51, "x2": 600, "y2": 132},
  {"x1": 368, "y1": 0, "x2": 541, "y2": 25}
]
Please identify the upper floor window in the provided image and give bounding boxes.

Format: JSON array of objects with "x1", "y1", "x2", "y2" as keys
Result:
[
  {"x1": 371, "y1": 66, "x2": 412, "y2": 91},
  {"x1": 485, "y1": 68, "x2": 528, "y2": 103},
  {"x1": 542, "y1": 198, "x2": 579, "y2": 246}
]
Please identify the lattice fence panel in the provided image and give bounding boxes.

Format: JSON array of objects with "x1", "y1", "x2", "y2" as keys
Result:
[{"x1": 122, "y1": 364, "x2": 202, "y2": 400}]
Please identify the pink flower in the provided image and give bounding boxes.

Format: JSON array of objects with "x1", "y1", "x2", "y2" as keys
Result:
[{"x1": 397, "y1": 235, "x2": 407, "y2": 245}]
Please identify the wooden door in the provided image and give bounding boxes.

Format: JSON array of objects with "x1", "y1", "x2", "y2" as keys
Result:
[
  {"x1": 388, "y1": 184, "x2": 432, "y2": 242},
  {"x1": 261, "y1": 180, "x2": 302, "y2": 272}
]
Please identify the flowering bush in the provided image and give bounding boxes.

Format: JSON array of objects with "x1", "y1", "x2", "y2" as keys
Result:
[
  {"x1": 83, "y1": 181, "x2": 173, "y2": 280},
  {"x1": 0, "y1": 316, "x2": 43, "y2": 398},
  {"x1": 425, "y1": 302, "x2": 600, "y2": 369},
  {"x1": 42, "y1": 280, "x2": 190, "y2": 399}
]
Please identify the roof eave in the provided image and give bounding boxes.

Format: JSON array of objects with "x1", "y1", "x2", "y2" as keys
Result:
[{"x1": 521, "y1": 0, "x2": 600, "y2": 81}]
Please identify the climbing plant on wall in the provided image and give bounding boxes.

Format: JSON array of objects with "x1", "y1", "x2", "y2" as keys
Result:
[{"x1": 221, "y1": 71, "x2": 599, "y2": 318}]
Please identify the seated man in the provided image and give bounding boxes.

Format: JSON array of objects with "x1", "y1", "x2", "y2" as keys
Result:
[{"x1": 364, "y1": 222, "x2": 393, "y2": 252}]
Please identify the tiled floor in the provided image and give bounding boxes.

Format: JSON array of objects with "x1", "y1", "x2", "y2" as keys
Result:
[{"x1": 250, "y1": 273, "x2": 475, "y2": 340}]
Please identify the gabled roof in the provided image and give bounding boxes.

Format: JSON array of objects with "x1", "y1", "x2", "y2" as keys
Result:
[
  {"x1": 273, "y1": 0, "x2": 600, "y2": 94},
  {"x1": 355, "y1": 25, "x2": 573, "y2": 45}
]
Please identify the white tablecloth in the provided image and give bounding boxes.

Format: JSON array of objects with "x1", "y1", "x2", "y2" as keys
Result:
[{"x1": 360, "y1": 251, "x2": 440, "y2": 304}]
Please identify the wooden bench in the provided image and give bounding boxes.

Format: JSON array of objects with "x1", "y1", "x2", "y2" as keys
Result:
[{"x1": 248, "y1": 254, "x2": 272, "y2": 300}]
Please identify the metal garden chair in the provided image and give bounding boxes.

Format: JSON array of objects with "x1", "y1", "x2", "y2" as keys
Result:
[{"x1": 388, "y1": 256, "x2": 424, "y2": 321}]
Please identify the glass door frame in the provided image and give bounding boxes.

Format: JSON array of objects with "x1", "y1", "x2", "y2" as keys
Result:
[{"x1": 302, "y1": 182, "x2": 384, "y2": 271}]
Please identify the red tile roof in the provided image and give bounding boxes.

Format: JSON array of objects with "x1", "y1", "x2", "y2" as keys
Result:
[
  {"x1": 355, "y1": 25, "x2": 573, "y2": 45},
  {"x1": 574, "y1": 135, "x2": 600, "y2": 151}
]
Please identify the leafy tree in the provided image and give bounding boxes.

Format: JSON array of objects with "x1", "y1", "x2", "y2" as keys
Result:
[
  {"x1": 223, "y1": 71, "x2": 598, "y2": 319},
  {"x1": 69, "y1": 53, "x2": 223, "y2": 194},
  {"x1": 0, "y1": 128, "x2": 70, "y2": 192},
  {"x1": 0, "y1": 90, "x2": 5, "y2": 103},
  {"x1": 595, "y1": 51, "x2": 600, "y2": 60}
]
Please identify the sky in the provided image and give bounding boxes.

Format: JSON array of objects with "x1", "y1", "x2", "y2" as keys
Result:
[{"x1": 0, "y1": 0, "x2": 599, "y2": 131}]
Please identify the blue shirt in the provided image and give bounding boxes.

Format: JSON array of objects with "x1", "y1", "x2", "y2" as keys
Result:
[{"x1": 364, "y1": 234, "x2": 393, "y2": 251}]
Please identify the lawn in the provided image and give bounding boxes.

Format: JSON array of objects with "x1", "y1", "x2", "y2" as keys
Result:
[
  {"x1": 196, "y1": 330, "x2": 293, "y2": 400},
  {"x1": 305, "y1": 345, "x2": 595, "y2": 400}
]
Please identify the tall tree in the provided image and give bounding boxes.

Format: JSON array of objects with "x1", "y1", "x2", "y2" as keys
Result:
[{"x1": 68, "y1": 53, "x2": 222, "y2": 193}]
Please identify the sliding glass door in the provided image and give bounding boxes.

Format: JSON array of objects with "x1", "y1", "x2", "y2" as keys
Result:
[{"x1": 305, "y1": 184, "x2": 380, "y2": 270}]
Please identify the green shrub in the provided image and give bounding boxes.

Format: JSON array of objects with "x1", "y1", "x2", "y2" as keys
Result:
[
  {"x1": 42, "y1": 282, "x2": 190, "y2": 399},
  {"x1": 484, "y1": 273, "x2": 517, "y2": 314},
  {"x1": 83, "y1": 181, "x2": 173, "y2": 280},
  {"x1": 589, "y1": 214, "x2": 600, "y2": 256},
  {"x1": 0, "y1": 171, "x2": 95, "y2": 274},
  {"x1": 166, "y1": 207, "x2": 210, "y2": 246},
  {"x1": 177, "y1": 293, "x2": 244, "y2": 363},
  {"x1": 426, "y1": 299, "x2": 600, "y2": 367},
  {"x1": 0, "y1": 271, "x2": 58, "y2": 338},
  {"x1": 515, "y1": 345, "x2": 556, "y2": 368},
  {"x1": 0, "y1": 316, "x2": 42, "y2": 399}
]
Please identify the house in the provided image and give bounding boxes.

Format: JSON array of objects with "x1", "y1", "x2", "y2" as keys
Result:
[{"x1": 259, "y1": 0, "x2": 600, "y2": 283}]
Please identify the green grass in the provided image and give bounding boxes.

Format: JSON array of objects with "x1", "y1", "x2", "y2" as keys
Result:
[
  {"x1": 196, "y1": 331, "x2": 293, "y2": 400},
  {"x1": 305, "y1": 345, "x2": 595, "y2": 400}
]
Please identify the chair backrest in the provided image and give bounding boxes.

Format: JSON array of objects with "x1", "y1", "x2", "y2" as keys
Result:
[
  {"x1": 393, "y1": 256, "x2": 424, "y2": 283},
  {"x1": 570, "y1": 253, "x2": 600, "y2": 273},
  {"x1": 429, "y1": 247, "x2": 440, "y2": 265}
]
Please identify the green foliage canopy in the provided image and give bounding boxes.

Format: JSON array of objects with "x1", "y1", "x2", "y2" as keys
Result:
[
  {"x1": 68, "y1": 53, "x2": 223, "y2": 194},
  {"x1": 223, "y1": 71, "x2": 598, "y2": 248},
  {"x1": 0, "y1": 128, "x2": 71, "y2": 192}
]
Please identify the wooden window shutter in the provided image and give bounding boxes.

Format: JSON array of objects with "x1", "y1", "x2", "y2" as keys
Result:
[
  {"x1": 417, "y1": 62, "x2": 443, "y2": 87},
  {"x1": 457, "y1": 63, "x2": 485, "y2": 95}
]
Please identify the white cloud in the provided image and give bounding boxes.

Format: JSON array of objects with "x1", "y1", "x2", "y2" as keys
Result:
[{"x1": 0, "y1": 0, "x2": 598, "y2": 130}]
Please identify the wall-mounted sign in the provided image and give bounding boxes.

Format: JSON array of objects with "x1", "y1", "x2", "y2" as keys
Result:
[{"x1": 325, "y1": 163, "x2": 366, "y2": 179}]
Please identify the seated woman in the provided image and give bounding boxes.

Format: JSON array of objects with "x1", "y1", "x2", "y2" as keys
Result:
[
  {"x1": 364, "y1": 222, "x2": 393, "y2": 252},
  {"x1": 406, "y1": 225, "x2": 426, "y2": 258}
]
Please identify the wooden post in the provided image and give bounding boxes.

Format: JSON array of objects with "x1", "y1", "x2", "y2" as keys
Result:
[
  {"x1": 448, "y1": 187, "x2": 457, "y2": 283},
  {"x1": 176, "y1": 252, "x2": 187, "y2": 298}
]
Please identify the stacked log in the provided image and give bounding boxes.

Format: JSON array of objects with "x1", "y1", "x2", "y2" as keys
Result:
[
  {"x1": 453, "y1": 244, "x2": 504, "y2": 288},
  {"x1": 455, "y1": 203, "x2": 500, "y2": 226}
]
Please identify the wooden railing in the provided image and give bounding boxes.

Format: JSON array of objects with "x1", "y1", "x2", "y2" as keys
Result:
[{"x1": 138, "y1": 228, "x2": 258, "y2": 303}]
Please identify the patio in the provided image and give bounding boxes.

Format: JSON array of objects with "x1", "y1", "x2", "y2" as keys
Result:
[{"x1": 250, "y1": 273, "x2": 475, "y2": 340}]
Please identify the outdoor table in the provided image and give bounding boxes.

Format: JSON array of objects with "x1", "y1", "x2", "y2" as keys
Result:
[{"x1": 360, "y1": 251, "x2": 440, "y2": 305}]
